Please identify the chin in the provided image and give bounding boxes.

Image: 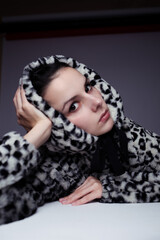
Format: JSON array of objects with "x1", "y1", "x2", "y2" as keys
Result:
[
  {"x1": 86, "y1": 118, "x2": 114, "y2": 136},
  {"x1": 98, "y1": 118, "x2": 114, "y2": 136}
]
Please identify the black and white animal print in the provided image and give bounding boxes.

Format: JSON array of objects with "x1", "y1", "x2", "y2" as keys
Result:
[{"x1": 0, "y1": 55, "x2": 160, "y2": 225}]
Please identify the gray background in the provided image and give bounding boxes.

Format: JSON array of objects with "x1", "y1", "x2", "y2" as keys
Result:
[{"x1": 0, "y1": 31, "x2": 160, "y2": 136}]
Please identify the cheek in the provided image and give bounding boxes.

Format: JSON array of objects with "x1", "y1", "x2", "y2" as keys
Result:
[
  {"x1": 68, "y1": 115, "x2": 86, "y2": 129},
  {"x1": 67, "y1": 111, "x2": 90, "y2": 130}
]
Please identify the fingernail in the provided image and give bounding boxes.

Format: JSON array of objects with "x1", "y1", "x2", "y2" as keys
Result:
[
  {"x1": 59, "y1": 199, "x2": 67, "y2": 204},
  {"x1": 59, "y1": 198, "x2": 65, "y2": 202},
  {"x1": 19, "y1": 78, "x2": 23, "y2": 87}
]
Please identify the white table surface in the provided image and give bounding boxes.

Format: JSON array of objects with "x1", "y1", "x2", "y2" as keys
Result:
[{"x1": 0, "y1": 201, "x2": 160, "y2": 240}]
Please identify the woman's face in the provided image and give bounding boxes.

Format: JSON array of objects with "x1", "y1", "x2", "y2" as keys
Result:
[{"x1": 43, "y1": 67, "x2": 114, "y2": 136}]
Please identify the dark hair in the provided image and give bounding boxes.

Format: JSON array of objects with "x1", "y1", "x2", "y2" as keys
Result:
[{"x1": 29, "y1": 59, "x2": 69, "y2": 96}]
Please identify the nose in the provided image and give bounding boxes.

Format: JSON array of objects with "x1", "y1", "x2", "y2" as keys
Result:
[{"x1": 86, "y1": 94, "x2": 102, "y2": 112}]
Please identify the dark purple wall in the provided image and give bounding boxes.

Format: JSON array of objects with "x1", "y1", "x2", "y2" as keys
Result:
[{"x1": 0, "y1": 32, "x2": 160, "y2": 136}]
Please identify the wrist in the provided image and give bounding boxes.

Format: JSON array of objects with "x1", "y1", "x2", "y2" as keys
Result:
[{"x1": 24, "y1": 119, "x2": 52, "y2": 148}]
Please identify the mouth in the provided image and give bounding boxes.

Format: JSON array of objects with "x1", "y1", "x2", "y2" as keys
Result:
[{"x1": 99, "y1": 110, "x2": 110, "y2": 123}]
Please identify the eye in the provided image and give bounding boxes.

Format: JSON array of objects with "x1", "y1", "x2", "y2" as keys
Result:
[
  {"x1": 69, "y1": 102, "x2": 79, "y2": 113},
  {"x1": 85, "y1": 82, "x2": 92, "y2": 93}
]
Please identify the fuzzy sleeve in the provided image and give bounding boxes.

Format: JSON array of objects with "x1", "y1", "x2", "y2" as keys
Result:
[
  {"x1": 0, "y1": 131, "x2": 41, "y2": 189},
  {"x1": 94, "y1": 169, "x2": 160, "y2": 203}
]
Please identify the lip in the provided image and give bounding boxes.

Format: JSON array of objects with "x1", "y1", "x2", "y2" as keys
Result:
[{"x1": 99, "y1": 110, "x2": 110, "y2": 123}]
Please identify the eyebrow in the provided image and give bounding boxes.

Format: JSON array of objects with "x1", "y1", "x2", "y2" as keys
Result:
[{"x1": 61, "y1": 77, "x2": 87, "y2": 112}]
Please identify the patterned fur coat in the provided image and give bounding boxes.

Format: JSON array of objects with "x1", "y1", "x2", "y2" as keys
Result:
[{"x1": 0, "y1": 55, "x2": 160, "y2": 225}]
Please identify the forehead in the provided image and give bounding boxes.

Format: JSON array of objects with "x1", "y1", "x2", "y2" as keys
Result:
[
  {"x1": 43, "y1": 67, "x2": 85, "y2": 108},
  {"x1": 56, "y1": 67, "x2": 84, "y2": 83}
]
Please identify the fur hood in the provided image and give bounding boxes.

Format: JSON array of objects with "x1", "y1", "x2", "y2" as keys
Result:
[{"x1": 20, "y1": 55, "x2": 124, "y2": 154}]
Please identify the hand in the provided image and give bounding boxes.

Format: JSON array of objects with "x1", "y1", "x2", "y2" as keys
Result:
[
  {"x1": 13, "y1": 86, "x2": 52, "y2": 148},
  {"x1": 13, "y1": 86, "x2": 50, "y2": 131},
  {"x1": 59, "y1": 176, "x2": 102, "y2": 206}
]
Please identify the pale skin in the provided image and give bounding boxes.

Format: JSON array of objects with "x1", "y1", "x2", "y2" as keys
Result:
[
  {"x1": 14, "y1": 67, "x2": 114, "y2": 206},
  {"x1": 44, "y1": 67, "x2": 114, "y2": 136},
  {"x1": 13, "y1": 86, "x2": 52, "y2": 148}
]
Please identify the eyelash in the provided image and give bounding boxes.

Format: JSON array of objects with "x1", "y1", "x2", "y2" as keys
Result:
[
  {"x1": 69, "y1": 102, "x2": 79, "y2": 113},
  {"x1": 68, "y1": 81, "x2": 92, "y2": 113}
]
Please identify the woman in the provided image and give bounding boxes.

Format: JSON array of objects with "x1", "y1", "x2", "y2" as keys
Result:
[{"x1": 0, "y1": 55, "x2": 160, "y2": 225}]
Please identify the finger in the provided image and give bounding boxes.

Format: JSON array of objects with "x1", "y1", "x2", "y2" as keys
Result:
[
  {"x1": 20, "y1": 85, "x2": 28, "y2": 105},
  {"x1": 75, "y1": 176, "x2": 99, "y2": 192},
  {"x1": 71, "y1": 181, "x2": 102, "y2": 206},
  {"x1": 75, "y1": 180, "x2": 90, "y2": 191},
  {"x1": 59, "y1": 183, "x2": 94, "y2": 204},
  {"x1": 72, "y1": 176, "x2": 94, "y2": 193},
  {"x1": 13, "y1": 88, "x2": 22, "y2": 112},
  {"x1": 59, "y1": 177, "x2": 95, "y2": 203},
  {"x1": 13, "y1": 88, "x2": 19, "y2": 106},
  {"x1": 72, "y1": 191, "x2": 97, "y2": 206}
]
